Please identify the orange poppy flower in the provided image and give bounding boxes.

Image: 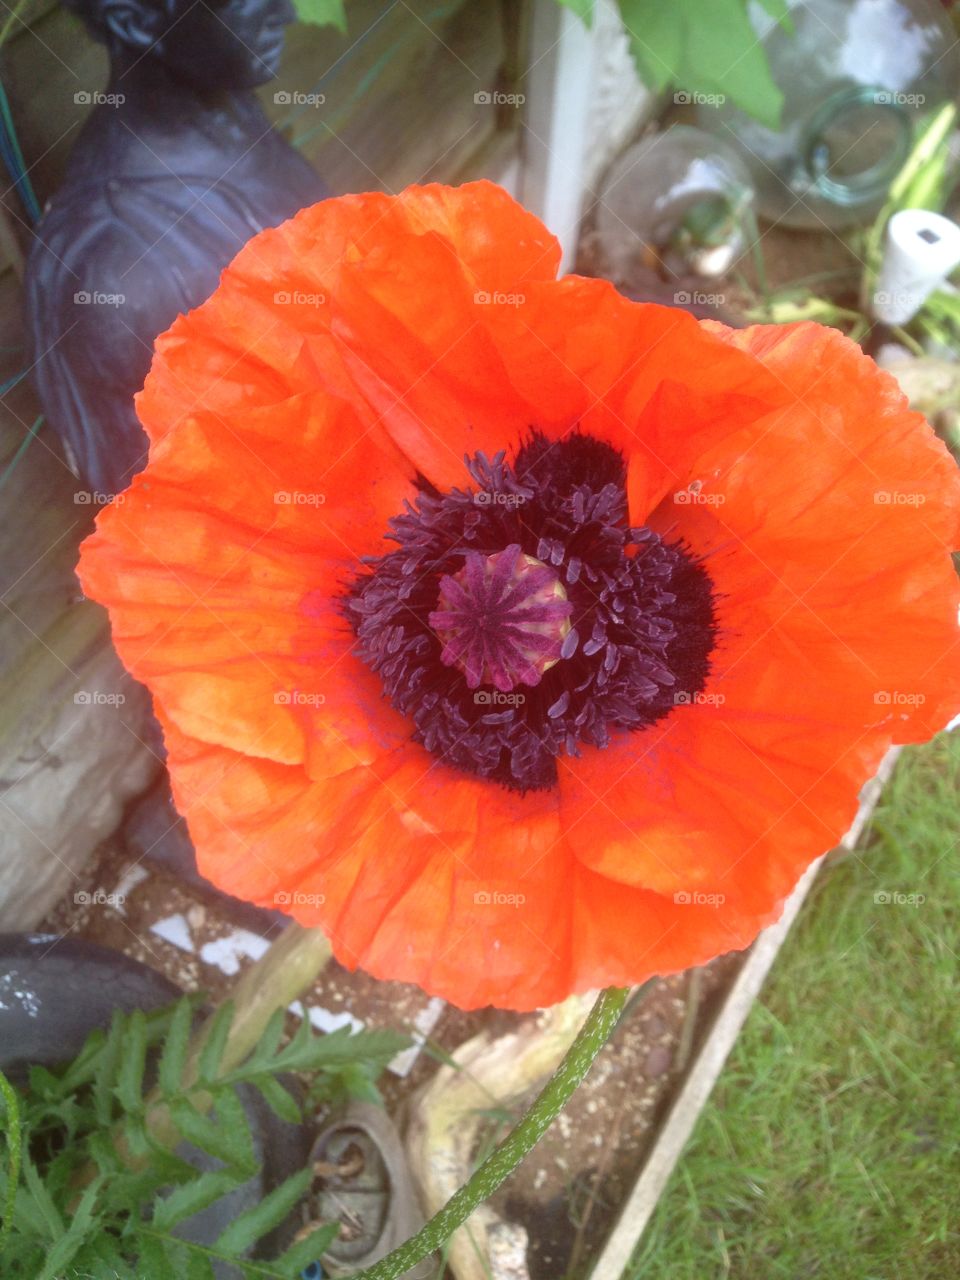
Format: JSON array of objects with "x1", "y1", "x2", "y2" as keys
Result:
[{"x1": 78, "y1": 182, "x2": 960, "y2": 1011}]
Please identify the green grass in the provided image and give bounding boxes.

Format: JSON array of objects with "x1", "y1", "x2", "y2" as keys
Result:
[{"x1": 624, "y1": 733, "x2": 960, "y2": 1280}]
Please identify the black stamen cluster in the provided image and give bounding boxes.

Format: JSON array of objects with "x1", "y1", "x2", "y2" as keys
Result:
[{"x1": 344, "y1": 431, "x2": 716, "y2": 792}]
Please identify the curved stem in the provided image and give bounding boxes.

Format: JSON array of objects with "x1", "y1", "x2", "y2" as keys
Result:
[{"x1": 355, "y1": 984, "x2": 632, "y2": 1280}]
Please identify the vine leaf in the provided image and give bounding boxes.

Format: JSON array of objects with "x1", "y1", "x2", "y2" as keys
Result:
[{"x1": 617, "y1": 0, "x2": 785, "y2": 128}]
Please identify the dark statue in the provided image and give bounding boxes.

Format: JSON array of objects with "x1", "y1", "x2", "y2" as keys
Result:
[{"x1": 25, "y1": 0, "x2": 326, "y2": 496}]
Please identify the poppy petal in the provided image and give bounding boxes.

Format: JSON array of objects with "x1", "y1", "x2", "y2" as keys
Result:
[
  {"x1": 78, "y1": 183, "x2": 960, "y2": 1012},
  {"x1": 79, "y1": 393, "x2": 417, "y2": 773}
]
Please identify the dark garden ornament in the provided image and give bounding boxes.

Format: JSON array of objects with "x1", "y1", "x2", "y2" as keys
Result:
[{"x1": 24, "y1": 0, "x2": 325, "y2": 497}]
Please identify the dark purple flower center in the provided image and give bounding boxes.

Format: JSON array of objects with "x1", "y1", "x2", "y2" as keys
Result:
[
  {"x1": 429, "y1": 544, "x2": 572, "y2": 692},
  {"x1": 344, "y1": 431, "x2": 716, "y2": 792}
]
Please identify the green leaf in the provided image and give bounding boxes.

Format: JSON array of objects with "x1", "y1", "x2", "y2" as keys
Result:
[
  {"x1": 73, "y1": 1231, "x2": 141, "y2": 1279},
  {"x1": 250, "y1": 1076, "x2": 301, "y2": 1126},
  {"x1": 211, "y1": 1088, "x2": 256, "y2": 1172},
  {"x1": 273, "y1": 1220, "x2": 340, "y2": 1275},
  {"x1": 617, "y1": 0, "x2": 784, "y2": 129},
  {"x1": 121, "y1": 1111, "x2": 153, "y2": 1160},
  {"x1": 678, "y1": 0, "x2": 783, "y2": 129},
  {"x1": 33, "y1": 1177, "x2": 102, "y2": 1280},
  {"x1": 101, "y1": 1164, "x2": 179, "y2": 1222},
  {"x1": 20, "y1": 1150, "x2": 62, "y2": 1240},
  {"x1": 94, "y1": 1010, "x2": 125, "y2": 1124},
  {"x1": 115, "y1": 1009, "x2": 149, "y2": 1114},
  {"x1": 292, "y1": 0, "x2": 346, "y2": 32},
  {"x1": 56, "y1": 1026, "x2": 107, "y2": 1095},
  {"x1": 87, "y1": 1129, "x2": 123, "y2": 1176},
  {"x1": 10, "y1": 1184, "x2": 49, "y2": 1236},
  {"x1": 158, "y1": 996, "x2": 195, "y2": 1097},
  {"x1": 618, "y1": 0, "x2": 683, "y2": 92},
  {"x1": 256, "y1": 1008, "x2": 286, "y2": 1064},
  {"x1": 555, "y1": 0, "x2": 595, "y2": 25},
  {"x1": 25, "y1": 1065, "x2": 63, "y2": 1102},
  {"x1": 236, "y1": 1025, "x2": 409, "y2": 1081},
  {"x1": 214, "y1": 1167, "x2": 312, "y2": 1256},
  {"x1": 197, "y1": 1001, "x2": 235, "y2": 1085},
  {"x1": 147, "y1": 1237, "x2": 215, "y2": 1280},
  {"x1": 0, "y1": 1070, "x2": 21, "y2": 1245},
  {"x1": 169, "y1": 1094, "x2": 255, "y2": 1172},
  {"x1": 131, "y1": 1239, "x2": 176, "y2": 1280},
  {"x1": 152, "y1": 1170, "x2": 240, "y2": 1233},
  {"x1": 337, "y1": 1061, "x2": 384, "y2": 1106}
]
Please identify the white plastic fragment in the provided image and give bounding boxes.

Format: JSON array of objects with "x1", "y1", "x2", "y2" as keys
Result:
[
  {"x1": 287, "y1": 999, "x2": 364, "y2": 1035},
  {"x1": 150, "y1": 913, "x2": 194, "y2": 953},
  {"x1": 198, "y1": 928, "x2": 270, "y2": 975}
]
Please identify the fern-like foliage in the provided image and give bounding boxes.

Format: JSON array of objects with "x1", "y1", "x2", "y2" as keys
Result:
[{"x1": 0, "y1": 996, "x2": 408, "y2": 1279}]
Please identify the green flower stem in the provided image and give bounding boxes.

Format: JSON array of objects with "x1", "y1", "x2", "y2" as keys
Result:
[
  {"x1": 0, "y1": 1069, "x2": 21, "y2": 1245},
  {"x1": 354, "y1": 984, "x2": 632, "y2": 1280}
]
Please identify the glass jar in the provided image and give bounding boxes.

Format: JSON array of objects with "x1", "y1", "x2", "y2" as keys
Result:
[
  {"x1": 697, "y1": 0, "x2": 960, "y2": 229},
  {"x1": 591, "y1": 125, "x2": 756, "y2": 284}
]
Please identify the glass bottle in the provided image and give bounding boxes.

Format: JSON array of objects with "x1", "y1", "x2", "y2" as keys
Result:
[
  {"x1": 697, "y1": 0, "x2": 960, "y2": 229},
  {"x1": 591, "y1": 125, "x2": 756, "y2": 285}
]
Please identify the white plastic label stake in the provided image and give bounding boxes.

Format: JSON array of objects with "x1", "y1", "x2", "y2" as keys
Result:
[{"x1": 872, "y1": 208, "x2": 960, "y2": 325}]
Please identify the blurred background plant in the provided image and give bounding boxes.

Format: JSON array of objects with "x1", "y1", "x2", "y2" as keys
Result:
[
  {"x1": 0, "y1": 995, "x2": 406, "y2": 1279},
  {"x1": 295, "y1": 0, "x2": 791, "y2": 130}
]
